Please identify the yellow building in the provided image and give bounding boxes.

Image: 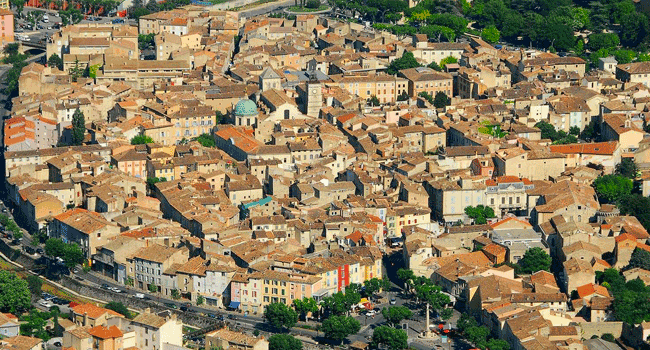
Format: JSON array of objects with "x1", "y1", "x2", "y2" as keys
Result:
[{"x1": 329, "y1": 73, "x2": 408, "y2": 104}]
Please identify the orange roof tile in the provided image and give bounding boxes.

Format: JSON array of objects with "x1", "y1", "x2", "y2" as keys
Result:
[
  {"x1": 88, "y1": 325, "x2": 123, "y2": 339},
  {"x1": 550, "y1": 141, "x2": 619, "y2": 156},
  {"x1": 615, "y1": 233, "x2": 636, "y2": 243},
  {"x1": 71, "y1": 303, "x2": 122, "y2": 319},
  {"x1": 576, "y1": 283, "x2": 609, "y2": 298}
]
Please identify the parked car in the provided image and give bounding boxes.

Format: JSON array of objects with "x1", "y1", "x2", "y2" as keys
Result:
[
  {"x1": 41, "y1": 293, "x2": 54, "y2": 300},
  {"x1": 165, "y1": 303, "x2": 177, "y2": 309},
  {"x1": 111, "y1": 18, "x2": 124, "y2": 24},
  {"x1": 52, "y1": 298, "x2": 70, "y2": 305},
  {"x1": 390, "y1": 297, "x2": 396, "y2": 305},
  {"x1": 135, "y1": 293, "x2": 145, "y2": 299},
  {"x1": 366, "y1": 310, "x2": 377, "y2": 317},
  {"x1": 180, "y1": 303, "x2": 191, "y2": 312},
  {"x1": 101, "y1": 284, "x2": 110, "y2": 290},
  {"x1": 38, "y1": 300, "x2": 53, "y2": 308}
]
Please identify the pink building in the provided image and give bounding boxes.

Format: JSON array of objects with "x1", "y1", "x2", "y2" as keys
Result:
[{"x1": 0, "y1": 9, "x2": 13, "y2": 48}]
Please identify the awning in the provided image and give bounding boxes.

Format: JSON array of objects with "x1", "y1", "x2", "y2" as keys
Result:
[{"x1": 229, "y1": 301, "x2": 240, "y2": 309}]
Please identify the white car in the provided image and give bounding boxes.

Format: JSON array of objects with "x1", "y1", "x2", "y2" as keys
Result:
[
  {"x1": 366, "y1": 310, "x2": 376, "y2": 317},
  {"x1": 135, "y1": 293, "x2": 145, "y2": 299},
  {"x1": 38, "y1": 300, "x2": 53, "y2": 308}
]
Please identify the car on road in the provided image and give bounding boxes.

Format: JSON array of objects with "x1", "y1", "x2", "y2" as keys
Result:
[
  {"x1": 101, "y1": 284, "x2": 110, "y2": 290},
  {"x1": 227, "y1": 314, "x2": 236, "y2": 319},
  {"x1": 180, "y1": 303, "x2": 191, "y2": 311},
  {"x1": 390, "y1": 297, "x2": 396, "y2": 305},
  {"x1": 38, "y1": 300, "x2": 53, "y2": 308},
  {"x1": 112, "y1": 18, "x2": 124, "y2": 24},
  {"x1": 42, "y1": 293, "x2": 54, "y2": 300},
  {"x1": 366, "y1": 310, "x2": 377, "y2": 317},
  {"x1": 165, "y1": 303, "x2": 177, "y2": 309},
  {"x1": 52, "y1": 298, "x2": 70, "y2": 305},
  {"x1": 135, "y1": 293, "x2": 145, "y2": 299}
]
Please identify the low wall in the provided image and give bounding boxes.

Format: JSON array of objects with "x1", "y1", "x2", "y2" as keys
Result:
[{"x1": 578, "y1": 321, "x2": 623, "y2": 339}]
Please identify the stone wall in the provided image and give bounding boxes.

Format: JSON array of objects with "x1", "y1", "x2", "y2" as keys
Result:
[{"x1": 578, "y1": 321, "x2": 623, "y2": 339}]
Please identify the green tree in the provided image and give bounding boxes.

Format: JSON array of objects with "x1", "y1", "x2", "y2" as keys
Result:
[
  {"x1": 0, "y1": 271, "x2": 31, "y2": 313},
  {"x1": 486, "y1": 338, "x2": 510, "y2": 350},
  {"x1": 397, "y1": 91, "x2": 410, "y2": 101},
  {"x1": 518, "y1": 247, "x2": 552, "y2": 274},
  {"x1": 63, "y1": 243, "x2": 84, "y2": 269},
  {"x1": 414, "y1": 282, "x2": 450, "y2": 312},
  {"x1": 152, "y1": 284, "x2": 162, "y2": 294},
  {"x1": 292, "y1": 297, "x2": 318, "y2": 320},
  {"x1": 586, "y1": 33, "x2": 620, "y2": 51},
  {"x1": 26, "y1": 275, "x2": 43, "y2": 296},
  {"x1": 439, "y1": 56, "x2": 458, "y2": 68},
  {"x1": 48, "y1": 53, "x2": 64, "y2": 71},
  {"x1": 264, "y1": 302, "x2": 298, "y2": 331},
  {"x1": 535, "y1": 121, "x2": 559, "y2": 140},
  {"x1": 481, "y1": 25, "x2": 500, "y2": 43},
  {"x1": 626, "y1": 248, "x2": 650, "y2": 271},
  {"x1": 130, "y1": 7, "x2": 151, "y2": 19},
  {"x1": 465, "y1": 325, "x2": 489, "y2": 349},
  {"x1": 618, "y1": 194, "x2": 650, "y2": 232},
  {"x1": 20, "y1": 310, "x2": 49, "y2": 340},
  {"x1": 131, "y1": 135, "x2": 154, "y2": 145},
  {"x1": 363, "y1": 277, "x2": 390, "y2": 295},
  {"x1": 268, "y1": 334, "x2": 302, "y2": 350},
  {"x1": 321, "y1": 315, "x2": 361, "y2": 343},
  {"x1": 196, "y1": 295, "x2": 205, "y2": 306},
  {"x1": 440, "y1": 307, "x2": 453, "y2": 321},
  {"x1": 321, "y1": 291, "x2": 360, "y2": 316},
  {"x1": 368, "y1": 95, "x2": 380, "y2": 106},
  {"x1": 104, "y1": 301, "x2": 132, "y2": 319},
  {"x1": 433, "y1": 92, "x2": 450, "y2": 109},
  {"x1": 386, "y1": 51, "x2": 421, "y2": 75},
  {"x1": 193, "y1": 134, "x2": 216, "y2": 148},
  {"x1": 569, "y1": 126, "x2": 580, "y2": 136},
  {"x1": 419, "y1": 91, "x2": 435, "y2": 105},
  {"x1": 397, "y1": 268, "x2": 415, "y2": 291},
  {"x1": 381, "y1": 306, "x2": 412, "y2": 326},
  {"x1": 371, "y1": 325, "x2": 408, "y2": 350},
  {"x1": 45, "y1": 238, "x2": 66, "y2": 257},
  {"x1": 593, "y1": 174, "x2": 633, "y2": 203},
  {"x1": 138, "y1": 33, "x2": 156, "y2": 51},
  {"x1": 615, "y1": 158, "x2": 638, "y2": 179},
  {"x1": 457, "y1": 313, "x2": 478, "y2": 334},
  {"x1": 464, "y1": 205, "x2": 495, "y2": 225},
  {"x1": 71, "y1": 109, "x2": 85, "y2": 146},
  {"x1": 619, "y1": 12, "x2": 649, "y2": 47}
]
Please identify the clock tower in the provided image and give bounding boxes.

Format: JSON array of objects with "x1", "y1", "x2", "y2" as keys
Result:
[{"x1": 305, "y1": 61, "x2": 322, "y2": 117}]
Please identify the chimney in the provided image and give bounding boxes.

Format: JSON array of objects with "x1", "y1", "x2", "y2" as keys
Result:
[{"x1": 83, "y1": 312, "x2": 88, "y2": 326}]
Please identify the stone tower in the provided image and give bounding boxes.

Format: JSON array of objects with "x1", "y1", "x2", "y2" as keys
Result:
[{"x1": 305, "y1": 60, "x2": 322, "y2": 117}]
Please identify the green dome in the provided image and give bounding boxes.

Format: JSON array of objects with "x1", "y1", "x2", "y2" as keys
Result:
[{"x1": 234, "y1": 99, "x2": 257, "y2": 117}]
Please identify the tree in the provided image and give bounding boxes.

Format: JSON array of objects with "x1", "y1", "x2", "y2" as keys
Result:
[
  {"x1": 518, "y1": 247, "x2": 551, "y2": 274},
  {"x1": 593, "y1": 175, "x2": 633, "y2": 203},
  {"x1": 414, "y1": 282, "x2": 450, "y2": 312},
  {"x1": 60, "y1": 7, "x2": 83, "y2": 25},
  {"x1": 419, "y1": 91, "x2": 435, "y2": 105},
  {"x1": 381, "y1": 306, "x2": 412, "y2": 326},
  {"x1": 138, "y1": 33, "x2": 156, "y2": 51},
  {"x1": 465, "y1": 325, "x2": 489, "y2": 349},
  {"x1": 371, "y1": 325, "x2": 408, "y2": 350},
  {"x1": 481, "y1": 25, "x2": 500, "y2": 43},
  {"x1": 45, "y1": 238, "x2": 66, "y2": 258},
  {"x1": 615, "y1": 158, "x2": 638, "y2": 179},
  {"x1": 10, "y1": 0, "x2": 24, "y2": 15},
  {"x1": 63, "y1": 243, "x2": 84, "y2": 269},
  {"x1": 152, "y1": 284, "x2": 161, "y2": 294},
  {"x1": 535, "y1": 121, "x2": 559, "y2": 140},
  {"x1": 397, "y1": 268, "x2": 415, "y2": 291},
  {"x1": 569, "y1": 126, "x2": 580, "y2": 136},
  {"x1": 321, "y1": 315, "x2": 361, "y2": 343},
  {"x1": 464, "y1": 205, "x2": 495, "y2": 225},
  {"x1": 131, "y1": 135, "x2": 154, "y2": 145},
  {"x1": 457, "y1": 313, "x2": 478, "y2": 334},
  {"x1": 619, "y1": 194, "x2": 650, "y2": 232},
  {"x1": 397, "y1": 91, "x2": 410, "y2": 101},
  {"x1": 264, "y1": 302, "x2": 298, "y2": 331},
  {"x1": 321, "y1": 291, "x2": 360, "y2": 316},
  {"x1": 71, "y1": 109, "x2": 85, "y2": 146},
  {"x1": 433, "y1": 92, "x2": 450, "y2": 109},
  {"x1": 0, "y1": 271, "x2": 31, "y2": 313},
  {"x1": 440, "y1": 307, "x2": 453, "y2": 321},
  {"x1": 104, "y1": 301, "x2": 132, "y2": 319},
  {"x1": 196, "y1": 295, "x2": 205, "y2": 306},
  {"x1": 619, "y1": 12, "x2": 649, "y2": 47},
  {"x1": 586, "y1": 33, "x2": 620, "y2": 51},
  {"x1": 368, "y1": 95, "x2": 380, "y2": 106},
  {"x1": 48, "y1": 54, "x2": 64, "y2": 71},
  {"x1": 27, "y1": 275, "x2": 42, "y2": 296},
  {"x1": 193, "y1": 134, "x2": 216, "y2": 148},
  {"x1": 292, "y1": 297, "x2": 318, "y2": 320},
  {"x1": 364, "y1": 278, "x2": 390, "y2": 296},
  {"x1": 602, "y1": 333, "x2": 615, "y2": 342},
  {"x1": 268, "y1": 334, "x2": 302, "y2": 350},
  {"x1": 386, "y1": 51, "x2": 420, "y2": 75},
  {"x1": 486, "y1": 338, "x2": 511, "y2": 350},
  {"x1": 626, "y1": 248, "x2": 650, "y2": 271},
  {"x1": 439, "y1": 56, "x2": 458, "y2": 68}
]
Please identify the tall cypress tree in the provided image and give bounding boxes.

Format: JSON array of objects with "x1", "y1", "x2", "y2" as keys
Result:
[{"x1": 71, "y1": 109, "x2": 85, "y2": 146}]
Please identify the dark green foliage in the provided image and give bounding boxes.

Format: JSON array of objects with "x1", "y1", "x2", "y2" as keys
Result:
[
  {"x1": 305, "y1": 0, "x2": 319, "y2": 8},
  {"x1": 3, "y1": 44, "x2": 28, "y2": 96},
  {"x1": 45, "y1": 238, "x2": 85, "y2": 268},
  {"x1": 321, "y1": 315, "x2": 361, "y2": 343},
  {"x1": 615, "y1": 158, "x2": 638, "y2": 179},
  {"x1": 569, "y1": 126, "x2": 580, "y2": 136},
  {"x1": 464, "y1": 205, "x2": 495, "y2": 225},
  {"x1": 620, "y1": 13, "x2": 649, "y2": 47},
  {"x1": 371, "y1": 326, "x2": 408, "y2": 350},
  {"x1": 131, "y1": 135, "x2": 154, "y2": 145},
  {"x1": 363, "y1": 277, "x2": 391, "y2": 295},
  {"x1": 292, "y1": 297, "x2": 318, "y2": 319},
  {"x1": 48, "y1": 54, "x2": 64, "y2": 71},
  {"x1": 321, "y1": 291, "x2": 361, "y2": 316},
  {"x1": 381, "y1": 306, "x2": 412, "y2": 326},
  {"x1": 593, "y1": 175, "x2": 632, "y2": 203},
  {"x1": 368, "y1": 95, "x2": 380, "y2": 106},
  {"x1": 268, "y1": 334, "x2": 302, "y2": 350},
  {"x1": 618, "y1": 194, "x2": 650, "y2": 232},
  {"x1": 72, "y1": 109, "x2": 85, "y2": 146},
  {"x1": 387, "y1": 51, "x2": 420, "y2": 75},
  {"x1": 586, "y1": 33, "x2": 620, "y2": 51},
  {"x1": 27, "y1": 275, "x2": 43, "y2": 296},
  {"x1": 397, "y1": 91, "x2": 410, "y2": 101},
  {"x1": 433, "y1": 92, "x2": 450, "y2": 108},
  {"x1": 0, "y1": 271, "x2": 31, "y2": 314},
  {"x1": 518, "y1": 247, "x2": 551, "y2": 274},
  {"x1": 138, "y1": 33, "x2": 155, "y2": 51},
  {"x1": 104, "y1": 301, "x2": 132, "y2": 319},
  {"x1": 193, "y1": 134, "x2": 216, "y2": 148},
  {"x1": 264, "y1": 302, "x2": 298, "y2": 330},
  {"x1": 626, "y1": 248, "x2": 650, "y2": 271},
  {"x1": 602, "y1": 333, "x2": 615, "y2": 342},
  {"x1": 418, "y1": 91, "x2": 435, "y2": 105}
]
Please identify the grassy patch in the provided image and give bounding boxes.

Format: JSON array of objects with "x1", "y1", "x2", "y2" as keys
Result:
[{"x1": 287, "y1": 5, "x2": 328, "y2": 11}]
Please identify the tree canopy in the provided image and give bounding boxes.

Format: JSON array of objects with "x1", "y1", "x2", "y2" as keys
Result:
[
  {"x1": 104, "y1": 302, "x2": 132, "y2": 319},
  {"x1": 618, "y1": 194, "x2": 650, "y2": 232},
  {"x1": 268, "y1": 334, "x2": 302, "y2": 350},
  {"x1": 131, "y1": 135, "x2": 154, "y2": 145},
  {"x1": 371, "y1": 326, "x2": 408, "y2": 350},
  {"x1": 593, "y1": 174, "x2": 633, "y2": 204},
  {"x1": 0, "y1": 271, "x2": 31, "y2": 313},
  {"x1": 518, "y1": 247, "x2": 552, "y2": 274},
  {"x1": 381, "y1": 306, "x2": 412, "y2": 326},
  {"x1": 264, "y1": 302, "x2": 298, "y2": 330},
  {"x1": 386, "y1": 51, "x2": 421, "y2": 75},
  {"x1": 321, "y1": 315, "x2": 361, "y2": 343},
  {"x1": 615, "y1": 158, "x2": 638, "y2": 179},
  {"x1": 71, "y1": 109, "x2": 85, "y2": 146}
]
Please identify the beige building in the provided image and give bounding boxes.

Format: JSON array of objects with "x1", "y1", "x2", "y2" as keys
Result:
[
  {"x1": 399, "y1": 67, "x2": 453, "y2": 99},
  {"x1": 409, "y1": 40, "x2": 469, "y2": 66},
  {"x1": 205, "y1": 328, "x2": 269, "y2": 350},
  {"x1": 329, "y1": 73, "x2": 409, "y2": 104},
  {"x1": 427, "y1": 178, "x2": 486, "y2": 225},
  {"x1": 616, "y1": 61, "x2": 650, "y2": 87},
  {"x1": 131, "y1": 310, "x2": 183, "y2": 350},
  {"x1": 130, "y1": 244, "x2": 188, "y2": 292},
  {"x1": 493, "y1": 147, "x2": 566, "y2": 181}
]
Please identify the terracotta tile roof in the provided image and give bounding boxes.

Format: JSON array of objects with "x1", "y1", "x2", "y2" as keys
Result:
[
  {"x1": 132, "y1": 312, "x2": 168, "y2": 328},
  {"x1": 485, "y1": 176, "x2": 533, "y2": 186},
  {"x1": 71, "y1": 303, "x2": 122, "y2": 319},
  {"x1": 549, "y1": 141, "x2": 619, "y2": 156},
  {"x1": 482, "y1": 243, "x2": 506, "y2": 256},
  {"x1": 615, "y1": 232, "x2": 636, "y2": 243},
  {"x1": 530, "y1": 271, "x2": 558, "y2": 288},
  {"x1": 576, "y1": 283, "x2": 609, "y2": 299},
  {"x1": 489, "y1": 217, "x2": 533, "y2": 229},
  {"x1": 88, "y1": 325, "x2": 123, "y2": 339}
]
